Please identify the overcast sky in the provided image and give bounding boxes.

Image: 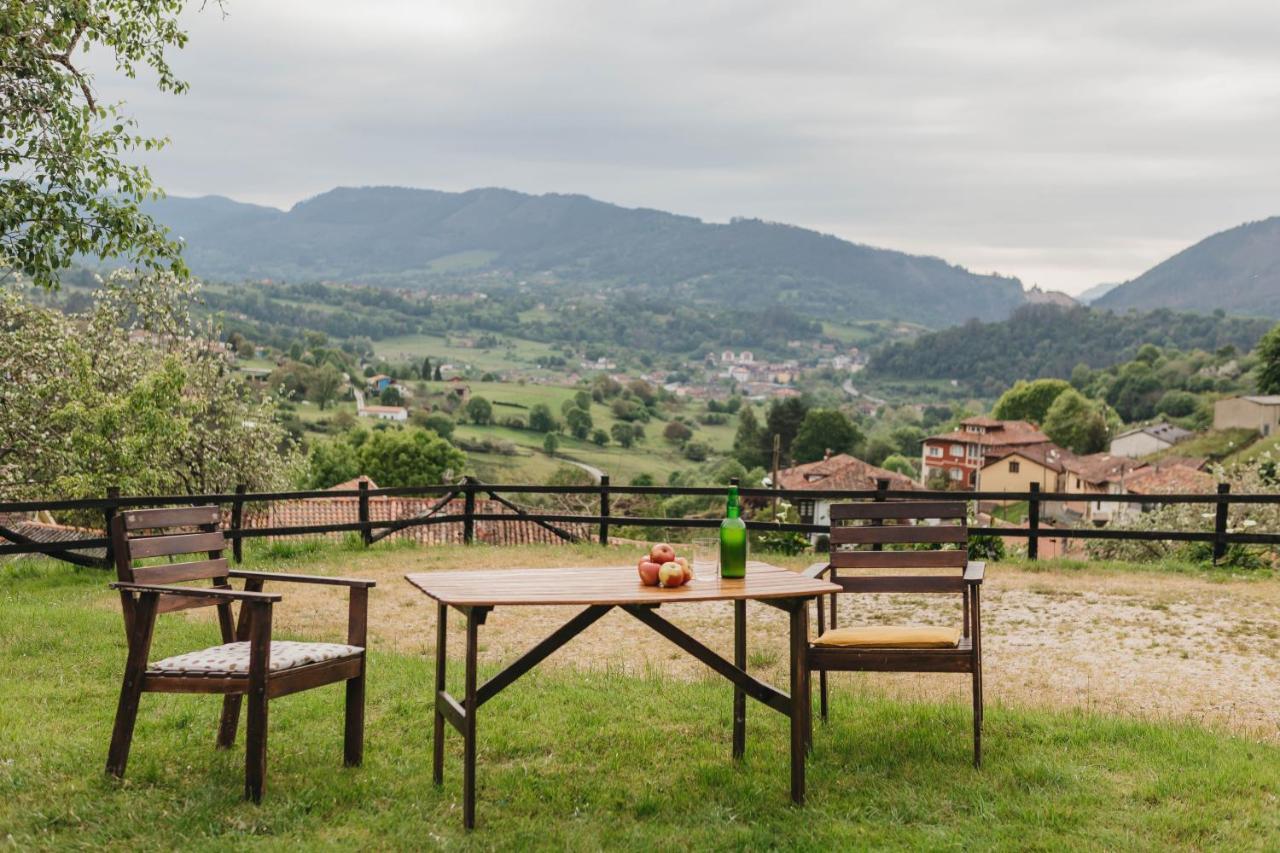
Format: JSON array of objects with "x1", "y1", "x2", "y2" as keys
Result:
[{"x1": 97, "y1": 0, "x2": 1280, "y2": 295}]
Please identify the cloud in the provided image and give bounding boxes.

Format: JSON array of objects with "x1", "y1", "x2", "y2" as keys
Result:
[{"x1": 93, "y1": 0, "x2": 1280, "y2": 293}]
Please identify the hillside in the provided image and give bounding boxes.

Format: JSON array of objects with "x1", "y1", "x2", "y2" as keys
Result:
[
  {"x1": 867, "y1": 304, "x2": 1272, "y2": 395},
  {"x1": 1096, "y1": 217, "x2": 1280, "y2": 317},
  {"x1": 143, "y1": 186, "x2": 1027, "y2": 327}
]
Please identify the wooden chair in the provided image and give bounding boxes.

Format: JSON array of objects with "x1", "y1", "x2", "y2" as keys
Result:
[
  {"x1": 802, "y1": 500, "x2": 985, "y2": 766},
  {"x1": 105, "y1": 505, "x2": 375, "y2": 801}
]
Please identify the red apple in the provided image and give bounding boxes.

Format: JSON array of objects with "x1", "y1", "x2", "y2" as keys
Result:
[
  {"x1": 637, "y1": 560, "x2": 662, "y2": 586},
  {"x1": 658, "y1": 561, "x2": 687, "y2": 588},
  {"x1": 650, "y1": 543, "x2": 676, "y2": 564},
  {"x1": 674, "y1": 556, "x2": 693, "y2": 582}
]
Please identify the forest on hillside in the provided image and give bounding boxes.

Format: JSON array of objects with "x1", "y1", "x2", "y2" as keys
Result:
[{"x1": 868, "y1": 305, "x2": 1272, "y2": 396}]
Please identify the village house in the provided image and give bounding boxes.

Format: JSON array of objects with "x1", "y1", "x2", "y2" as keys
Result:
[
  {"x1": 1109, "y1": 422, "x2": 1191, "y2": 457},
  {"x1": 978, "y1": 444, "x2": 1070, "y2": 494},
  {"x1": 920, "y1": 417, "x2": 1052, "y2": 489},
  {"x1": 1214, "y1": 395, "x2": 1280, "y2": 436},
  {"x1": 1055, "y1": 453, "x2": 1146, "y2": 524},
  {"x1": 764, "y1": 453, "x2": 915, "y2": 543},
  {"x1": 366, "y1": 374, "x2": 393, "y2": 393},
  {"x1": 357, "y1": 404, "x2": 408, "y2": 422}
]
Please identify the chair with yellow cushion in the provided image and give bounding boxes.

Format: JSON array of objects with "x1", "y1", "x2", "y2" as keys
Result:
[{"x1": 802, "y1": 500, "x2": 986, "y2": 766}]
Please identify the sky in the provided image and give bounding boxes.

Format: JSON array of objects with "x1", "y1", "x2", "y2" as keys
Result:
[{"x1": 96, "y1": 0, "x2": 1280, "y2": 295}]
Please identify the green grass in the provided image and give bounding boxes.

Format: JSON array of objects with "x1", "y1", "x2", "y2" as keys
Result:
[
  {"x1": 1146, "y1": 428, "x2": 1259, "y2": 464},
  {"x1": 373, "y1": 334, "x2": 563, "y2": 375},
  {"x1": 2, "y1": 549, "x2": 1279, "y2": 848}
]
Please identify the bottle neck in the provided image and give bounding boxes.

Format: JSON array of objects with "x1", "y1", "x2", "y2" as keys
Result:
[{"x1": 726, "y1": 487, "x2": 739, "y2": 518}]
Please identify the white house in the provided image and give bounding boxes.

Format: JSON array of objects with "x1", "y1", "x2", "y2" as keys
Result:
[
  {"x1": 358, "y1": 405, "x2": 408, "y2": 422},
  {"x1": 1109, "y1": 423, "x2": 1191, "y2": 458}
]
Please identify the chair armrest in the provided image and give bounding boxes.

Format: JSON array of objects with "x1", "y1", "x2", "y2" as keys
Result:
[
  {"x1": 228, "y1": 570, "x2": 376, "y2": 589},
  {"x1": 802, "y1": 562, "x2": 832, "y2": 579},
  {"x1": 964, "y1": 562, "x2": 985, "y2": 584},
  {"x1": 110, "y1": 582, "x2": 283, "y2": 603}
]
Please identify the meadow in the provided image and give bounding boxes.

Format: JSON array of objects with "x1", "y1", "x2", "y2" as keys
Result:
[{"x1": 2, "y1": 542, "x2": 1278, "y2": 849}]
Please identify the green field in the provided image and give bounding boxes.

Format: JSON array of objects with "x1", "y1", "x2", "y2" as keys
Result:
[
  {"x1": 2, "y1": 545, "x2": 1278, "y2": 849},
  {"x1": 373, "y1": 333, "x2": 565, "y2": 376}
]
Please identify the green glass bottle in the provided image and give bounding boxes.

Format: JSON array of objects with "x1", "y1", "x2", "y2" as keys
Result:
[{"x1": 719, "y1": 484, "x2": 747, "y2": 578}]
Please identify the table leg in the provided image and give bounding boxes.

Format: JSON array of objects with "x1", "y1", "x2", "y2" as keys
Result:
[
  {"x1": 788, "y1": 599, "x2": 809, "y2": 805},
  {"x1": 432, "y1": 602, "x2": 447, "y2": 785},
  {"x1": 733, "y1": 599, "x2": 746, "y2": 760},
  {"x1": 463, "y1": 608, "x2": 479, "y2": 830}
]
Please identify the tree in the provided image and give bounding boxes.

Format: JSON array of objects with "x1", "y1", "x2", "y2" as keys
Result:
[
  {"x1": 1042, "y1": 389, "x2": 1109, "y2": 454},
  {"x1": 379, "y1": 385, "x2": 403, "y2": 406},
  {"x1": 792, "y1": 409, "x2": 862, "y2": 464},
  {"x1": 991, "y1": 379, "x2": 1071, "y2": 424},
  {"x1": 465, "y1": 396, "x2": 493, "y2": 425},
  {"x1": 732, "y1": 406, "x2": 765, "y2": 468},
  {"x1": 432, "y1": 365, "x2": 443, "y2": 381},
  {"x1": 542, "y1": 432, "x2": 559, "y2": 456},
  {"x1": 881, "y1": 454, "x2": 917, "y2": 478},
  {"x1": 590, "y1": 428, "x2": 609, "y2": 446},
  {"x1": 1, "y1": 271, "x2": 298, "y2": 503},
  {"x1": 611, "y1": 423, "x2": 636, "y2": 448},
  {"x1": 683, "y1": 440, "x2": 711, "y2": 462},
  {"x1": 1155, "y1": 390, "x2": 1200, "y2": 419},
  {"x1": 663, "y1": 421, "x2": 694, "y2": 444},
  {"x1": 421, "y1": 356, "x2": 432, "y2": 379},
  {"x1": 574, "y1": 390, "x2": 592, "y2": 410},
  {"x1": 761, "y1": 397, "x2": 809, "y2": 465},
  {"x1": 529, "y1": 403, "x2": 557, "y2": 432},
  {"x1": 310, "y1": 365, "x2": 344, "y2": 410},
  {"x1": 565, "y1": 406, "x2": 593, "y2": 440},
  {"x1": 305, "y1": 438, "x2": 361, "y2": 489},
  {"x1": 1105, "y1": 362, "x2": 1162, "y2": 422},
  {"x1": 1256, "y1": 323, "x2": 1280, "y2": 394},
  {"x1": 2, "y1": 1, "x2": 214, "y2": 289},
  {"x1": 350, "y1": 427, "x2": 465, "y2": 488}
]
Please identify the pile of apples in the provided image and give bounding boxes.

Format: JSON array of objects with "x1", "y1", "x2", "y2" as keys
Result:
[{"x1": 637, "y1": 543, "x2": 694, "y2": 588}]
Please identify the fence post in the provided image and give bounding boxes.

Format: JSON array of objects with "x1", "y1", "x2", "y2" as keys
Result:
[
  {"x1": 1212, "y1": 482, "x2": 1231, "y2": 564},
  {"x1": 1027, "y1": 482, "x2": 1040, "y2": 560},
  {"x1": 358, "y1": 480, "x2": 372, "y2": 547},
  {"x1": 231, "y1": 483, "x2": 247, "y2": 564},
  {"x1": 102, "y1": 486, "x2": 121, "y2": 566},
  {"x1": 873, "y1": 478, "x2": 888, "y2": 552},
  {"x1": 463, "y1": 476, "x2": 476, "y2": 545},
  {"x1": 598, "y1": 474, "x2": 610, "y2": 546}
]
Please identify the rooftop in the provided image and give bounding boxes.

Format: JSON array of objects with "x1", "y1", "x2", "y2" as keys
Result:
[
  {"x1": 769, "y1": 453, "x2": 916, "y2": 492},
  {"x1": 1061, "y1": 453, "x2": 1145, "y2": 485}
]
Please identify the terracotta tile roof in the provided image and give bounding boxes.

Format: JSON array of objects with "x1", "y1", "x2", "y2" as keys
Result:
[
  {"x1": 925, "y1": 426, "x2": 1050, "y2": 448},
  {"x1": 772, "y1": 453, "x2": 916, "y2": 492},
  {"x1": 984, "y1": 443, "x2": 1073, "y2": 472},
  {"x1": 1061, "y1": 453, "x2": 1145, "y2": 485},
  {"x1": 1123, "y1": 464, "x2": 1216, "y2": 495},
  {"x1": 1152, "y1": 455, "x2": 1208, "y2": 472},
  {"x1": 328, "y1": 476, "x2": 379, "y2": 492}
]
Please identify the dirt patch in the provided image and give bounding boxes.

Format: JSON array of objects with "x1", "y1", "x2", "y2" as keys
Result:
[{"x1": 185, "y1": 545, "x2": 1280, "y2": 742}]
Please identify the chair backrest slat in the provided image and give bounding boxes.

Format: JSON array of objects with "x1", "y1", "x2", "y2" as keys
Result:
[
  {"x1": 128, "y1": 531, "x2": 225, "y2": 560},
  {"x1": 832, "y1": 524, "x2": 967, "y2": 547},
  {"x1": 835, "y1": 575, "x2": 965, "y2": 594},
  {"x1": 831, "y1": 501, "x2": 967, "y2": 521},
  {"x1": 132, "y1": 557, "x2": 229, "y2": 586},
  {"x1": 830, "y1": 549, "x2": 968, "y2": 570},
  {"x1": 122, "y1": 506, "x2": 222, "y2": 531}
]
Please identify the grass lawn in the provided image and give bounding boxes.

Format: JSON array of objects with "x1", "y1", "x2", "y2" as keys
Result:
[
  {"x1": 1147, "y1": 428, "x2": 1259, "y2": 464},
  {"x1": 2, "y1": 546, "x2": 1279, "y2": 848},
  {"x1": 373, "y1": 334, "x2": 564, "y2": 376}
]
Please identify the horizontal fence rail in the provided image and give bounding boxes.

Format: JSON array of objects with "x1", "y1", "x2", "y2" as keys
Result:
[{"x1": 2, "y1": 477, "x2": 1276, "y2": 566}]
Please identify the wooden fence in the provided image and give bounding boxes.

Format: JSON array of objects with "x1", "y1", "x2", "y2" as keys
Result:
[{"x1": 2, "y1": 476, "x2": 1277, "y2": 568}]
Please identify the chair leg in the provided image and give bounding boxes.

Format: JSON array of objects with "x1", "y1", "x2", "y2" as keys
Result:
[
  {"x1": 105, "y1": 673, "x2": 145, "y2": 778},
  {"x1": 217, "y1": 695, "x2": 242, "y2": 748},
  {"x1": 972, "y1": 665, "x2": 983, "y2": 769},
  {"x1": 819, "y1": 670, "x2": 829, "y2": 723},
  {"x1": 344, "y1": 665, "x2": 366, "y2": 767},
  {"x1": 245, "y1": 692, "x2": 269, "y2": 802}
]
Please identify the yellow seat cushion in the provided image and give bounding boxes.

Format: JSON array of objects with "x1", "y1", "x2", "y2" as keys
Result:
[{"x1": 814, "y1": 626, "x2": 961, "y2": 649}]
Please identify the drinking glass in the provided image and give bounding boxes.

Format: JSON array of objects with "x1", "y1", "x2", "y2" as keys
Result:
[{"x1": 692, "y1": 536, "x2": 719, "y2": 580}]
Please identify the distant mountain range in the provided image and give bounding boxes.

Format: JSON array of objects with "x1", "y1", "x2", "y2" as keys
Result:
[
  {"x1": 144, "y1": 186, "x2": 1027, "y2": 328},
  {"x1": 1095, "y1": 217, "x2": 1280, "y2": 317}
]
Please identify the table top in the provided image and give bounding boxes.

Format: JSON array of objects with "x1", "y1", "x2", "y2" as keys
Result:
[{"x1": 405, "y1": 561, "x2": 840, "y2": 607}]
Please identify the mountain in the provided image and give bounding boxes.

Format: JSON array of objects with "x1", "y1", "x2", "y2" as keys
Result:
[
  {"x1": 143, "y1": 186, "x2": 1027, "y2": 327},
  {"x1": 1095, "y1": 217, "x2": 1280, "y2": 317},
  {"x1": 1076, "y1": 281, "x2": 1119, "y2": 304}
]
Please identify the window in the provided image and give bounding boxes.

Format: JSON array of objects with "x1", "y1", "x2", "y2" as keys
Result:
[
  {"x1": 1076, "y1": 477, "x2": 1082, "y2": 488},
  {"x1": 950, "y1": 444, "x2": 963, "y2": 457},
  {"x1": 927, "y1": 446, "x2": 942, "y2": 458},
  {"x1": 1008, "y1": 461, "x2": 1021, "y2": 473},
  {"x1": 796, "y1": 499, "x2": 815, "y2": 523},
  {"x1": 949, "y1": 467, "x2": 963, "y2": 480},
  {"x1": 967, "y1": 444, "x2": 979, "y2": 458}
]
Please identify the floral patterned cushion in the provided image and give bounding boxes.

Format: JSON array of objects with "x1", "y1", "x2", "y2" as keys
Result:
[{"x1": 150, "y1": 640, "x2": 363, "y2": 675}]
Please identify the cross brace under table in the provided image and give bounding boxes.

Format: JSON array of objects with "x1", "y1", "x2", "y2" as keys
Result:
[{"x1": 431, "y1": 597, "x2": 813, "y2": 830}]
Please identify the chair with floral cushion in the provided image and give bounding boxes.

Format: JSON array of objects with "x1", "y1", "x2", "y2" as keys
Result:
[
  {"x1": 105, "y1": 506, "x2": 374, "y2": 801},
  {"x1": 802, "y1": 500, "x2": 985, "y2": 766}
]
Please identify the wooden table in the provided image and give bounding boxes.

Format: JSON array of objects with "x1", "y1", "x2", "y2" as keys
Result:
[{"x1": 405, "y1": 561, "x2": 840, "y2": 829}]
